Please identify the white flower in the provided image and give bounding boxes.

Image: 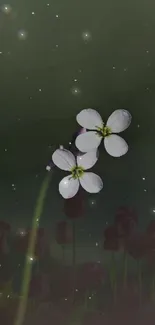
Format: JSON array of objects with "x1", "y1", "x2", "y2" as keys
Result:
[
  {"x1": 75, "y1": 109, "x2": 132, "y2": 157},
  {"x1": 52, "y1": 149, "x2": 103, "y2": 199}
]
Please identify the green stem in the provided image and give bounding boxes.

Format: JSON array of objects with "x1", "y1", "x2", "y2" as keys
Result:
[
  {"x1": 110, "y1": 252, "x2": 117, "y2": 304},
  {"x1": 151, "y1": 273, "x2": 155, "y2": 302},
  {"x1": 62, "y1": 245, "x2": 65, "y2": 265},
  {"x1": 137, "y1": 259, "x2": 142, "y2": 307},
  {"x1": 72, "y1": 220, "x2": 76, "y2": 304},
  {"x1": 14, "y1": 174, "x2": 51, "y2": 325},
  {"x1": 123, "y1": 251, "x2": 128, "y2": 290}
]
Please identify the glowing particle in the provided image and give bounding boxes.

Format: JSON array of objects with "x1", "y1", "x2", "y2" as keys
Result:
[
  {"x1": 142, "y1": 177, "x2": 146, "y2": 180},
  {"x1": 17, "y1": 30, "x2": 28, "y2": 40},
  {"x1": 1, "y1": 4, "x2": 12, "y2": 14},
  {"x1": 71, "y1": 86, "x2": 81, "y2": 95},
  {"x1": 82, "y1": 31, "x2": 92, "y2": 42},
  {"x1": 56, "y1": 14, "x2": 59, "y2": 18},
  {"x1": 95, "y1": 242, "x2": 99, "y2": 247},
  {"x1": 32, "y1": 12, "x2": 35, "y2": 15}
]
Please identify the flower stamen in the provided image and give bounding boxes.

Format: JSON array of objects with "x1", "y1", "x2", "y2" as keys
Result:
[
  {"x1": 96, "y1": 125, "x2": 112, "y2": 138},
  {"x1": 71, "y1": 166, "x2": 84, "y2": 179}
]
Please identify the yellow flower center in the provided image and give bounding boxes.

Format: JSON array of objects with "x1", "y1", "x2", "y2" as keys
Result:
[
  {"x1": 96, "y1": 125, "x2": 112, "y2": 137},
  {"x1": 71, "y1": 166, "x2": 84, "y2": 179}
]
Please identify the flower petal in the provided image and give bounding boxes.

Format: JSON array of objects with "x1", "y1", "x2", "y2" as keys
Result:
[
  {"x1": 77, "y1": 150, "x2": 98, "y2": 170},
  {"x1": 76, "y1": 109, "x2": 103, "y2": 129},
  {"x1": 104, "y1": 134, "x2": 128, "y2": 157},
  {"x1": 80, "y1": 172, "x2": 103, "y2": 193},
  {"x1": 106, "y1": 109, "x2": 132, "y2": 133},
  {"x1": 75, "y1": 131, "x2": 102, "y2": 152},
  {"x1": 59, "y1": 175, "x2": 79, "y2": 199},
  {"x1": 52, "y1": 149, "x2": 76, "y2": 171}
]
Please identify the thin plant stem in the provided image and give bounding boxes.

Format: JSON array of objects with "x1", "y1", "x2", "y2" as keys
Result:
[
  {"x1": 62, "y1": 244, "x2": 65, "y2": 265},
  {"x1": 137, "y1": 259, "x2": 142, "y2": 307},
  {"x1": 110, "y1": 252, "x2": 117, "y2": 304},
  {"x1": 14, "y1": 174, "x2": 51, "y2": 325},
  {"x1": 72, "y1": 220, "x2": 76, "y2": 304},
  {"x1": 123, "y1": 250, "x2": 128, "y2": 290}
]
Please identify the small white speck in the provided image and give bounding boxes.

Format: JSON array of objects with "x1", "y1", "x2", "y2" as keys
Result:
[
  {"x1": 39, "y1": 88, "x2": 42, "y2": 92},
  {"x1": 46, "y1": 165, "x2": 51, "y2": 171},
  {"x1": 137, "y1": 124, "x2": 140, "y2": 128},
  {"x1": 12, "y1": 183, "x2": 15, "y2": 187},
  {"x1": 56, "y1": 14, "x2": 59, "y2": 18},
  {"x1": 32, "y1": 12, "x2": 35, "y2": 15},
  {"x1": 95, "y1": 242, "x2": 99, "y2": 247},
  {"x1": 0, "y1": 52, "x2": 3, "y2": 54},
  {"x1": 64, "y1": 298, "x2": 67, "y2": 301},
  {"x1": 4, "y1": 148, "x2": 8, "y2": 152},
  {"x1": 47, "y1": 3, "x2": 50, "y2": 6},
  {"x1": 153, "y1": 209, "x2": 155, "y2": 213},
  {"x1": 56, "y1": 44, "x2": 59, "y2": 48},
  {"x1": 146, "y1": 50, "x2": 149, "y2": 54},
  {"x1": 142, "y1": 177, "x2": 146, "y2": 180},
  {"x1": 88, "y1": 296, "x2": 92, "y2": 300},
  {"x1": 74, "y1": 79, "x2": 77, "y2": 82},
  {"x1": 144, "y1": 189, "x2": 147, "y2": 192},
  {"x1": 112, "y1": 66, "x2": 116, "y2": 70}
]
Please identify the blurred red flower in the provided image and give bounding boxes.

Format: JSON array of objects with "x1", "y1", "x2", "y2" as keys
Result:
[
  {"x1": 56, "y1": 221, "x2": 73, "y2": 245},
  {"x1": 15, "y1": 227, "x2": 47, "y2": 258},
  {"x1": 29, "y1": 273, "x2": 51, "y2": 300},
  {"x1": 115, "y1": 206, "x2": 138, "y2": 237},
  {"x1": 64, "y1": 189, "x2": 85, "y2": 219},
  {"x1": 104, "y1": 207, "x2": 138, "y2": 252},
  {"x1": 104, "y1": 225, "x2": 121, "y2": 251},
  {"x1": 77, "y1": 262, "x2": 104, "y2": 291},
  {"x1": 0, "y1": 220, "x2": 11, "y2": 255}
]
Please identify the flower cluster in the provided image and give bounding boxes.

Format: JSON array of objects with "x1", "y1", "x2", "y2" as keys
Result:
[{"x1": 50, "y1": 108, "x2": 132, "y2": 199}]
